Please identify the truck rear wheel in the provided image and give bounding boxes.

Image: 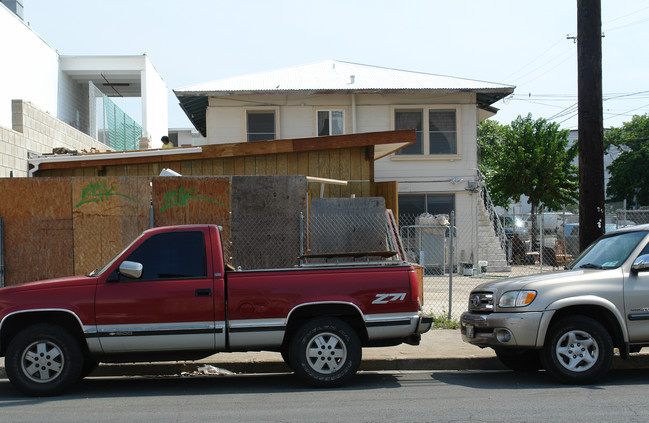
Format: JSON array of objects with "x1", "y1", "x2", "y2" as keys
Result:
[
  {"x1": 542, "y1": 316, "x2": 613, "y2": 384},
  {"x1": 5, "y1": 323, "x2": 83, "y2": 396},
  {"x1": 289, "y1": 317, "x2": 361, "y2": 388}
]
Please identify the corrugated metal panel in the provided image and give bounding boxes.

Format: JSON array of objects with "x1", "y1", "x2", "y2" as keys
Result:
[{"x1": 176, "y1": 60, "x2": 514, "y2": 94}]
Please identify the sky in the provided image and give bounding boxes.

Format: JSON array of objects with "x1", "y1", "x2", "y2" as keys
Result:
[{"x1": 22, "y1": 0, "x2": 649, "y2": 131}]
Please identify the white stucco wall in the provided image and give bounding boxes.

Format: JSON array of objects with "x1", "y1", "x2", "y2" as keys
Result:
[
  {"x1": 142, "y1": 56, "x2": 168, "y2": 146},
  {"x1": 57, "y1": 68, "x2": 90, "y2": 133},
  {"x1": 204, "y1": 92, "x2": 480, "y2": 191},
  {"x1": 0, "y1": 4, "x2": 59, "y2": 128}
]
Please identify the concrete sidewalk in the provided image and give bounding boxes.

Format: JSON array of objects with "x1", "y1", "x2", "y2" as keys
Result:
[{"x1": 2, "y1": 329, "x2": 649, "y2": 379}]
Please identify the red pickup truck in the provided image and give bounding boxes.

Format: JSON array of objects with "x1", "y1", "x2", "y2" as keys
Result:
[{"x1": 0, "y1": 224, "x2": 431, "y2": 396}]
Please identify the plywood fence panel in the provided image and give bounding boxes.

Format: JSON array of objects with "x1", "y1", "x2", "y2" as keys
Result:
[
  {"x1": 230, "y1": 175, "x2": 307, "y2": 269},
  {"x1": 0, "y1": 178, "x2": 73, "y2": 286},
  {"x1": 71, "y1": 177, "x2": 151, "y2": 275},
  {"x1": 152, "y1": 176, "x2": 231, "y2": 227}
]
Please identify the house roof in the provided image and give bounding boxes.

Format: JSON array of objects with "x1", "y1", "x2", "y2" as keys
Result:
[
  {"x1": 30, "y1": 130, "x2": 415, "y2": 173},
  {"x1": 174, "y1": 60, "x2": 515, "y2": 136}
]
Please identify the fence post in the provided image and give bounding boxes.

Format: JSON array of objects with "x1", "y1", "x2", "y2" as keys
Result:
[
  {"x1": 299, "y1": 212, "x2": 304, "y2": 266},
  {"x1": 448, "y1": 211, "x2": 455, "y2": 321}
]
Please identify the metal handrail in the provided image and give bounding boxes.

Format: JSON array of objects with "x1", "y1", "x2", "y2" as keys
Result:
[{"x1": 478, "y1": 175, "x2": 508, "y2": 252}]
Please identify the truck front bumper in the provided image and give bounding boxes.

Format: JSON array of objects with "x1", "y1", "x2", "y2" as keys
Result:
[{"x1": 460, "y1": 311, "x2": 543, "y2": 348}]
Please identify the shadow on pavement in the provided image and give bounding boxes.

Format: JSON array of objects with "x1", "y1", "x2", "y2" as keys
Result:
[
  {"x1": 0, "y1": 372, "x2": 402, "y2": 404},
  {"x1": 430, "y1": 368, "x2": 649, "y2": 390}
]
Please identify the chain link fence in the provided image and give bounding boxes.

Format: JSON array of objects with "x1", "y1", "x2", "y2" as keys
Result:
[
  {"x1": 3, "y1": 197, "x2": 648, "y2": 319},
  {"x1": 402, "y1": 205, "x2": 649, "y2": 320}
]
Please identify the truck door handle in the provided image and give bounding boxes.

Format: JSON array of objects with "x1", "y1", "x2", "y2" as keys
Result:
[{"x1": 195, "y1": 288, "x2": 212, "y2": 297}]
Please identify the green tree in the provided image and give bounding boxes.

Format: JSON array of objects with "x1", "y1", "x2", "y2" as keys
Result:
[
  {"x1": 478, "y1": 114, "x2": 578, "y2": 241},
  {"x1": 605, "y1": 114, "x2": 649, "y2": 207}
]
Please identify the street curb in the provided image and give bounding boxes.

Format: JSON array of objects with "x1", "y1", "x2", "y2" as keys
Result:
[
  {"x1": 87, "y1": 357, "x2": 508, "y2": 377},
  {"x1": 3, "y1": 355, "x2": 649, "y2": 380}
]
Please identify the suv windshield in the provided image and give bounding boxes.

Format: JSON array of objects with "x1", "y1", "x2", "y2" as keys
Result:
[{"x1": 568, "y1": 230, "x2": 648, "y2": 270}]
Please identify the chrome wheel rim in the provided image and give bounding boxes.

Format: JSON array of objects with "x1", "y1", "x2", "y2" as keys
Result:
[
  {"x1": 305, "y1": 332, "x2": 347, "y2": 374},
  {"x1": 21, "y1": 340, "x2": 64, "y2": 383},
  {"x1": 555, "y1": 330, "x2": 598, "y2": 372}
]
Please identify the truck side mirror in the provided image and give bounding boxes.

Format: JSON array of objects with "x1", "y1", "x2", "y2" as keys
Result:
[
  {"x1": 632, "y1": 254, "x2": 649, "y2": 273},
  {"x1": 119, "y1": 260, "x2": 143, "y2": 279}
]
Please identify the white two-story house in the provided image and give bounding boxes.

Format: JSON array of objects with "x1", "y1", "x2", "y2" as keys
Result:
[{"x1": 174, "y1": 60, "x2": 515, "y2": 270}]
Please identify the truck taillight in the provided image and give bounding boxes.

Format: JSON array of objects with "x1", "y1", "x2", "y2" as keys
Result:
[{"x1": 409, "y1": 269, "x2": 420, "y2": 303}]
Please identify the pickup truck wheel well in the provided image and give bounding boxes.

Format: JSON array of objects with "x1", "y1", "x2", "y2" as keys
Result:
[
  {"x1": 284, "y1": 304, "x2": 367, "y2": 346},
  {"x1": 549, "y1": 306, "x2": 624, "y2": 354},
  {"x1": 1, "y1": 311, "x2": 87, "y2": 357}
]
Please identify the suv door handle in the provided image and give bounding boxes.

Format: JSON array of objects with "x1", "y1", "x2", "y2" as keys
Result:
[{"x1": 195, "y1": 288, "x2": 212, "y2": 297}]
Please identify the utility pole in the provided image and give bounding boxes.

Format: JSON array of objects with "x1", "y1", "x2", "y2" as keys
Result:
[{"x1": 577, "y1": 0, "x2": 605, "y2": 251}]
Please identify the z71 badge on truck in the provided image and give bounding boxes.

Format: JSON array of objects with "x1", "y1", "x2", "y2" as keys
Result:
[
  {"x1": 461, "y1": 224, "x2": 649, "y2": 384},
  {"x1": 0, "y1": 224, "x2": 432, "y2": 396}
]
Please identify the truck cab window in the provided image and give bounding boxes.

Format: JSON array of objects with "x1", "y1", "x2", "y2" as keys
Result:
[{"x1": 122, "y1": 231, "x2": 207, "y2": 280}]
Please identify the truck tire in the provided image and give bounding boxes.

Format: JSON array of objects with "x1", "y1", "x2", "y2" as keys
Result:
[
  {"x1": 5, "y1": 323, "x2": 83, "y2": 396},
  {"x1": 542, "y1": 316, "x2": 613, "y2": 384},
  {"x1": 289, "y1": 317, "x2": 361, "y2": 388},
  {"x1": 494, "y1": 348, "x2": 542, "y2": 372}
]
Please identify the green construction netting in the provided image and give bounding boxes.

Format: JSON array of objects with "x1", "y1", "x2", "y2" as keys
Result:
[{"x1": 104, "y1": 95, "x2": 142, "y2": 151}]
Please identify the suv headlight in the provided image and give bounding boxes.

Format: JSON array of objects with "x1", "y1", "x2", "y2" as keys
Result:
[{"x1": 498, "y1": 290, "x2": 536, "y2": 308}]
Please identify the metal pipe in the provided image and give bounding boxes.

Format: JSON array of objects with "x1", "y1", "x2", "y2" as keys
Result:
[
  {"x1": 448, "y1": 211, "x2": 454, "y2": 320},
  {"x1": 0, "y1": 217, "x2": 4, "y2": 288}
]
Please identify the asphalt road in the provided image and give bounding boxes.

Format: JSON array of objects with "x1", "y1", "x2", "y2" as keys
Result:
[{"x1": 2, "y1": 369, "x2": 649, "y2": 422}]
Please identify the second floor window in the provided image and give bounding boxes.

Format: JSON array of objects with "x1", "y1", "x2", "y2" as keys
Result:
[
  {"x1": 395, "y1": 108, "x2": 457, "y2": 156},
  {"x1": 247, "y1": 110, "x2": 276, "y2": 141},
  {"x1": 317, "y1": 110, "x2": 345, "y2": 136}
]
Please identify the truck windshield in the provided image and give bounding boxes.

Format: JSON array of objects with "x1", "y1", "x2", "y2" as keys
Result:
[{"x1": 568, "y1": 230, "x2": 648, "y2": 270}]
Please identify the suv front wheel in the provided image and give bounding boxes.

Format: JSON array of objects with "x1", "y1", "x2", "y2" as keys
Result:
[{"x1": 542, "y1": 316, "x2": 613, "y2": 384}]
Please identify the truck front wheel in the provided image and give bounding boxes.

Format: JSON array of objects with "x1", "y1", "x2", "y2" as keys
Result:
[
  {"x1": 542, "y1": 316, "x2": 613, "y2": 384},
  {"x1": 5, "y1": 323, "x2": 83, "y2": 396},
  {"x1": 289, "y1": 317, "x2": 361, "y2": 388}
]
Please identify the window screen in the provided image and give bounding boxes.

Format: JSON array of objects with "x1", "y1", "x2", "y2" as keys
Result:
[
  {"x1": 247, "y1": 111, "x2": 276, "y2": 141},
  {"x1": 429, "y1": 110, "x2": 457, "y2": 154},
  {"x1": 395, "y1": 109, "x2": 423, "y2": 155}
]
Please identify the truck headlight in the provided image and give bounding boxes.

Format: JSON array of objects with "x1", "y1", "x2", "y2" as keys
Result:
[{"x1": 498, "y1": 290, "x2": 536, "y2": 308}]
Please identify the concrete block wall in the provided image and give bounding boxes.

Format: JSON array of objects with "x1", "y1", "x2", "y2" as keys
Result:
[{"x1": 0, "y1": 100, "x2": 111, "y2": 177}]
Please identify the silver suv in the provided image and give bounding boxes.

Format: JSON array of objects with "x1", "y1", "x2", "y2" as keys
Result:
[{"x1": 461, "y1": 224, "x2": 649, "y2": 384}]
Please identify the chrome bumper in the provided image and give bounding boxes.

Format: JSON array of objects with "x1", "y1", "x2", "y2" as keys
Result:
[{"x1": 416, "y1": 315, "x2": 434, "y2": 334}]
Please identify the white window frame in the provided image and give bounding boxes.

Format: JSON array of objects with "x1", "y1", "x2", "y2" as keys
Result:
[
  {"x1": 244, "y1": 106, "x2": 280, "y2": 142},
  {"x1": 314, "y1": 107, "x2": 348, "y2": 136},
  {"x1": 390, "y1": 105, "x2": 461, "y2": 159}
]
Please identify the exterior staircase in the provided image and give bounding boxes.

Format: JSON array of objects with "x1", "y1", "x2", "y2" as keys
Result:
[{"x1": 477, "y1": 185, "x2": 511, "y2": 273}]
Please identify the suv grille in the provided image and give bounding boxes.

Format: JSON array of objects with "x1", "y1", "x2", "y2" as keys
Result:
[{"x1": 468, "y1": 292, "x2": 494, "y2": 312}]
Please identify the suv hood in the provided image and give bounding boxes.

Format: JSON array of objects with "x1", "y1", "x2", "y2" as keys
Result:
[{"x1": 472, "y1": 270, "x2": 588, "y2": 293}]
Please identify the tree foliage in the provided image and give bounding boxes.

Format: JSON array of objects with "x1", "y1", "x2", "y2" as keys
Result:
[
  {"x1": 605, "y1": 114, "x2": 649, "y2": 207},
  {"x1": 478, "y1": 114, "x2": 578, "y2": 218}
]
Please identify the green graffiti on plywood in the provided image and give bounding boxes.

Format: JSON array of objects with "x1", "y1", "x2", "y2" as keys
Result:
[
  {"x1": 76, "y1": 180, "x2": 136, "y2": 208},
  {"x1": 160, "y1": 186, "x2": 225, "y2": 212}
]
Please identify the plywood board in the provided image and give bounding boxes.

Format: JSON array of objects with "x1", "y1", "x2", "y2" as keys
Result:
[
  {"x1": 152, "y1": 176, "x2": 231, "y2": 227},
  {"x1": 230, "y1": 176, "x2": 307, "y2": 269},
  {"x1": 0, "y1": 178, "x2": 73, "y2": 285},
  {"x1": 71, "y1": 177, "x2": 151, "y2": 275}
]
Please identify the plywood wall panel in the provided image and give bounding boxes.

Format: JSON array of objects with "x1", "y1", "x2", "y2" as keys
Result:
[
  {"x1": 0, "y1": 178, "x2": 73, "y2": 285},
  {"x1": 71, "y1": 177, "x2": 151, "y2": 275}
]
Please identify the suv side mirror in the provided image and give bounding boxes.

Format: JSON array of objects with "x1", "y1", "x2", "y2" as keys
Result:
[
  {"x1": 119, "y1": 260, "x2": 143, "y2": 279},
  {"x1": 632, "y1": 254, "x2": 649, "y2": 273}
]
